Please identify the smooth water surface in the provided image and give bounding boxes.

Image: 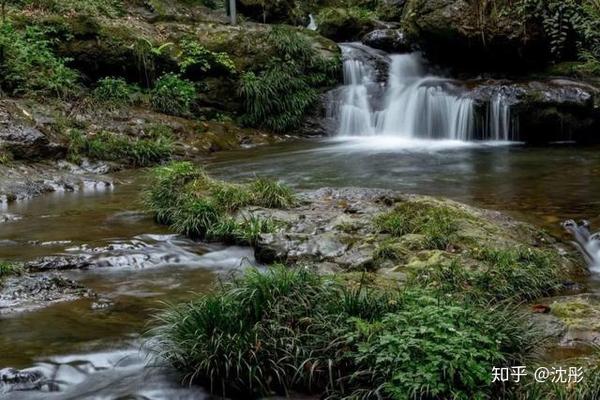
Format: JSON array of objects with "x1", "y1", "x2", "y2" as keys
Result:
[{"x1": 208, "y1": 138, "x2": 600, "y2": 232}]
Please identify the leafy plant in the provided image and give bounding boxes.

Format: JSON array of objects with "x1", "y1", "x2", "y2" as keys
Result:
[
  {"x1": 178, "y1": 38, "x2": 236, "y2": 76},
  {"x1": 374, "y1": 201, "x2": 462, "y2": 250},
  {"x1": 144, "y1": 162, "x2": 294, "y2": 242},
  {"x1": 410, "y1": 247, "x2": 563, "y2": 302},
  {"x1": 0, "y1": 23, "x2": 79, "y2": 98},
  {"x1": 92, "y1": 77, "x2": 140, "y2": 107},
  {"x1": 238, "y1": 26, "x2": 340, "y2": 132},
  {"x1": 151, "y1": 73, "x2": 196, "y2": 116}
]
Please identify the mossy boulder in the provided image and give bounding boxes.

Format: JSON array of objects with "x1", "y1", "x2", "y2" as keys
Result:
[
  {"x1": 316, "y1": 7, "x2": 380, "y2": 42},
  {"x1": 401, "y1": 0, "x2": 549, "y2": 73},
  {"x1": 550, "y1": 294, "x2": 600, "y2": 345}
]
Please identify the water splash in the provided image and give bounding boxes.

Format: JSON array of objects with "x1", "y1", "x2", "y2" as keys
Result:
[{"x1": 562, "y1": 219, "x2": 600, "y2": 272}]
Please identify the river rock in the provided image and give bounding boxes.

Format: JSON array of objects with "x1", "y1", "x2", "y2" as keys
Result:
[
  {"x1": 0, "y1": 368, "x2": 46, "y2": 394},
  {"x1": 25, "y1": 255, "x2": 93, "y2": 272},
  {"x1": 401, "y1": 0, "x2": 549, "y2": 72},
  {"x1": 465, "y1": 79, "x2": 600, "y2": 143},
  {"x1": 0, "y1": 274, "x2": 94, "y2": 315},
  {"x1": 362, "y1": 29, "x2": 411, "y2": 53},
  {"x1": 243, "y1": 187, "x2": 578, "y2": 274},
  {"x1": 549, "y1": 294, "x2": 600, "y2": 346},
  {"x1": 0, "y1": 106, "x2": 62, "y2": 160}
]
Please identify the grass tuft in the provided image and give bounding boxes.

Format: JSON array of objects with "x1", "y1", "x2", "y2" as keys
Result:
[
  {"x1": 144, "y1": 162, "x2": 294, "y2": 243},
  {"x1": 374, "y1": 201, "x2": 461, "y2": 250}
]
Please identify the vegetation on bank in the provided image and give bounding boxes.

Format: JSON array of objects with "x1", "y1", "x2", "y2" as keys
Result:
[
  {"x1": 144, "y1": 161, "x2": 295, "y2": 243},
  {"x1": 238, "y1": 26, "x2": 340, "y2": 132},
  {"x1": 67, "y1": 129, "x2": 174, "y2": 167},
  {"x1": 152, "y1": 267, "x2": 538, "y2": 399}
]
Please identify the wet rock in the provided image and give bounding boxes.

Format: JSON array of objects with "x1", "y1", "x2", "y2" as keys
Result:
[
  {"x1": 0, "y1": 368, "x2": 46, "y2": 393},
  {"x1": 465, "y1": 79, "x2": 600, "y2": 143},
  {"x1": 362, "y1": 29, "x2": 411, "y2": 53},
  {"x1": 549, "y1": 294, "x2": 600, "y2": 346},
  {"x1": 247, "y1": 187, "x2": 577, "y2": 273},
  {"x1": 25, "y1": 255, "x2": 93, "y2": 272},
  {"x1": 0, "y1": 107, "x2": 62, "y2": 160},
  {"x1": 0, "y1": 274, "x2": 94, "y2": 315},
  {"x1": 401, "y1": 0, "x2": 549, "y2": 72},
  {"x1": 0, "y1": 161, "x2": 114, "y2": 203},
  {"x1": 0, "y1": 213, "x2": 22, "y2": 223}
]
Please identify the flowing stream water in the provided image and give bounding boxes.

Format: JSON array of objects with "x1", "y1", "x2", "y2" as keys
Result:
[{"x1": 0, "y1": 44, "x2": 599, "y2": 398}]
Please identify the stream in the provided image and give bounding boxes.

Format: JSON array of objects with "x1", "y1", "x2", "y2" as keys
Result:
[{"x1": 1, "y1": 140, "x2": 600, "y2": 398}]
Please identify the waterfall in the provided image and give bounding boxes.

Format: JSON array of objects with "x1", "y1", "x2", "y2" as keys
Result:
[
  {"x1": 334, "y1": 43, "x2": 513, "y2": 141},
  {"x1": 307, "y1": 14, "x2": 317, "y2": 30},
  {"x1": 486, "y1": 94, "x2": 512, "y2": 141}
]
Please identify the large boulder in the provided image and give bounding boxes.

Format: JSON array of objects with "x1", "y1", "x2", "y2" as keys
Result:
[
  {"x1": 362, "y1": 29, "x2": 411, "y2": 53},
  {"x1": 466, "y1": 79, "x2": 600, "y2": 143},
  {"x1": 401, "y1": 0, "x2": 549, "y2": 73}
]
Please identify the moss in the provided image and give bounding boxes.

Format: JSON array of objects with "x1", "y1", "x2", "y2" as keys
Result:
[
  {"x1": 551, "y1": 296, "x2": 600, "y2": 331},
  {"x1": 0, "y1": 262, "x2": 23, "y2": 286},
  {"x1": 316, "y1": 7, "x2": 378, "y2": 41}
]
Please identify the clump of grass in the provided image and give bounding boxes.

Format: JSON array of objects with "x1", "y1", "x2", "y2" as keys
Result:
[
  {"x1": 151, "y1": 266, "x2": 538, "y2": 399},
  {"x1": 67, "y1": 130, "x2": 173, "y2": 167},
  {"x1": 374, "y1": 201, "x2": 461, "y2": 249},
  {"x1": 410, "y1": 247, "x2": 563, "y2": 302},
  {"x1": 0, "y1": 262, "x2": 23, "y2": 282},
  {"x1": 0, "y1": 151, "x2": 11, "y2": 165},
  {"x1": 92, "y1": 77, "x2": 141, "y2": 108},
  {"x1": 144, "y1": 162, "x2": 295, "y2": 242},
  {"x1": 373, "y1": 239, "x2": 405, "y2": 264},
  {"x1": 249, "y1": 177, "x2": 296, "y2": 208},
  {"x1": 151, "y1": 73, "x2": 196, "y2": 116}
]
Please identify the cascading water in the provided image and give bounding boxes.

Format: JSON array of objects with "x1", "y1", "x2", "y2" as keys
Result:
[{"x1": 334, "y1": 43, "x2": 513, "y2": 141}]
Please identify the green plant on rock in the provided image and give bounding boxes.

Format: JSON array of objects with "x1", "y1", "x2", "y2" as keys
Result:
[
  {"x1": 410, "y1": 247, "x2": 563, "y2": 302},
  {"x1": 177, "y1": 38, "x2": 236, "y2": 76},
  {"x1": 238, "y1": 26, "x2": 340, "y2": 132},
  {"x1": 151, "y1": 266, "x2": 538, "y2": 399},
  {"x1": 21, "y1": 0, "x2": 123, "y2": 17},
  {"x1": 92, "y1": 77, "x2": 140, "y2": 107},
  {"x1": 0, "y1": 261, "x2": 22, "y2": 284},
  {"x1": 0, "y1": 23, "x2": 79, "y2": 98},
  {"x1": 151, "y1": 73, "x2": 196, "y2": 116},
  {"x1": 67, "y1": 129, "x2": 173, "y2": 167},
  {"x1": 131, "y1": 38, "x2": 174, "y2": 87},
  {"x1": 374, "y1": 201, "x2": 461, "y2": 250}
]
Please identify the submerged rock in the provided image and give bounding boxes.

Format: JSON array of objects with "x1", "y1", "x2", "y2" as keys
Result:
[{"x1": 0, "y1": 368, "x2": 47, "y2": 394}]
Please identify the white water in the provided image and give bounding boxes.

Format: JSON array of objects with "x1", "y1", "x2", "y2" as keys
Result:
[
  {"x1": 307, "y1": 14, "x2": 317, "y2": 30},
  {"x1": 563, "y1": 220, "x2": 600, "y2": 273},
  {"x1": 335, "y1": 44, "x2": 513, "y2": 141}
]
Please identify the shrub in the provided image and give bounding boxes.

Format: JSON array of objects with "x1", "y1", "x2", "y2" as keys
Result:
[
  {"x1": 92, "y1": 77, "x2": 140, "y2": 107},
  {"x1": 374, "y1": 201, "x2": 461, "y2": 250},
  {"x1": 151, "y1": 73, "x2": 196, "y2": 116},
  {"x1": 0, "y1": 23, "x2": 79, "y2": 98},
  {"x1": 144, "y1": 162, "x2": 295, "y2": 242},
  {"x1": 68, "y1": 130, "x2": 173, "y2": 167},
  {"x1": 151, "y1": 267, "x2": 538, "y2": 399}
]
